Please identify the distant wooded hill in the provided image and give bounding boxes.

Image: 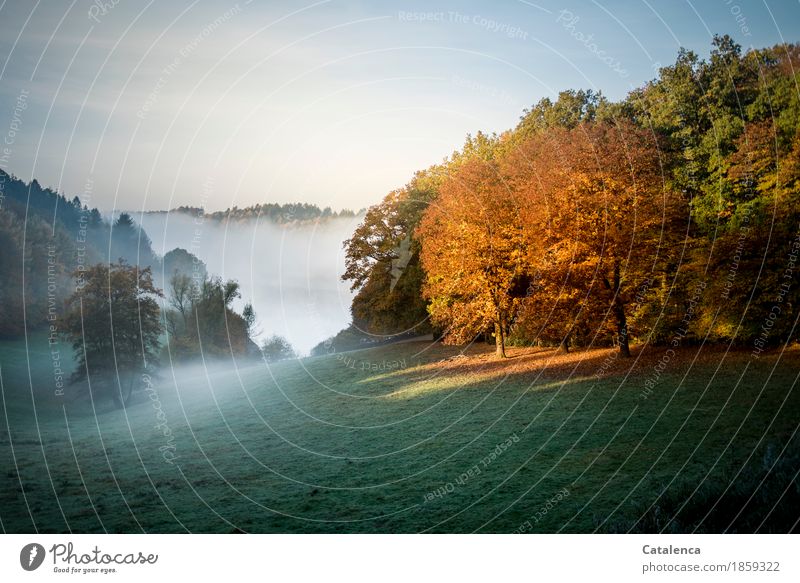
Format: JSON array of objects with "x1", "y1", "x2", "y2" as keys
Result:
[
  {"x1": 0, "y1": 170, "x2": 245, "y2": 355},
  {"x1": 143, "y1": 202, "x2": 363, "y2": 224}
]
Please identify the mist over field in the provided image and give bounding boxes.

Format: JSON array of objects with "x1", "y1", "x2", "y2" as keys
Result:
[
  {"x1": 138, "y1": 212, "x2": 361, "y2": 355},
  {"x1": 3, "y1": 0, "x2": 800, "y2": 550}
]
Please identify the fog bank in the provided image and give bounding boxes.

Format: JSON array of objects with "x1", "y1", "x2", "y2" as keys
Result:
[{"x1": 139, "y1": 212, "x2": 360, "y2": 355}]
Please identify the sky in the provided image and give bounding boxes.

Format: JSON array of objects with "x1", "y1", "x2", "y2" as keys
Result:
[{"x1": 0, "y1": 0, "x2": 799, "y2": 213}]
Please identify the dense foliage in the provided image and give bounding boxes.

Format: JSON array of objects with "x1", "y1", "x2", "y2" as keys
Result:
[
  {"x1": 62, "y1": 262, "x2": 163, "y2": 408},
  {"x1": 344, "y1": 37, "x2": 800, "y2": 357},
  {"x1": 0, "y1": 170, "x2": 105, "y2": 336},
  {"x1": 261, "y1": 334, "x2": 297, "y2": 362},
  {"x1": 164, "y1": 273, "x2": 260, "y2": 361}
]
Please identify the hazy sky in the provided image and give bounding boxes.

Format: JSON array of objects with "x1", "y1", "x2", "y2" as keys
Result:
[{"x1": 1, "y1": 0, "x2": 798, "y2": 212}]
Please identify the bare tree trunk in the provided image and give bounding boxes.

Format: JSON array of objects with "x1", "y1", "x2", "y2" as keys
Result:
[
  {"x1": 495, "y1": 320, "x2": 507, "y2": 358},
  {"x1": 613, "y1": 303, "x2": 630, "y2": 357},
  {"x1": 558, "y1": 332, "x2": 570, "y2": 354},
  {"x1": 612, "y1": 261, "x2": 631, "y2": 358}
]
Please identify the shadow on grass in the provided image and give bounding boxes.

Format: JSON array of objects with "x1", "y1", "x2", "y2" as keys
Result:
[
  {"x1": 599, "y1": 437, "x2": 800, "y2": 533},
  {"x1": 353, "y1": 343, "x2": 735, "y2": 401}
]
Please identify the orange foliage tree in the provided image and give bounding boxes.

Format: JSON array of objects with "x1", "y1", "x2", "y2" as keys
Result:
[
  {"x1": 416, "y1": 156, "x2": 527, "y2": 357},
  {"x1": 514, "y1": 121, "x2": 682, "y2": 356},
  {"x1": 418, "y1": 121, "x2": 683, "y2": 358}
]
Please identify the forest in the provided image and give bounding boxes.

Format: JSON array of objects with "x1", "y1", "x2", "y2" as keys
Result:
[
  {"x1": 0, "y1": 169, "x2": 332, "y2": 406},
  {"x1": 335, "y1": 36, "x2": 800, "y2": 359}
]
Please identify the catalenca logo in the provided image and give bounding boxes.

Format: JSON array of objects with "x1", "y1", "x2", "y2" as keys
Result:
[{"x1": 20, "y1": 543, "x2": 46, "y2": 571}]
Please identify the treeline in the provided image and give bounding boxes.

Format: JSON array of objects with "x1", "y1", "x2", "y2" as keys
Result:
[
  {"x1": 342, "y1": 37, "x2": 800, "y2": 357},
  {"x1": 0, "y1": 171, "x2": 296, "y2": 402},
  {"x1": 149, "y1": 202, "x2": 362, "y2": 225},
  {"x1": 0, "y1": 169, "x2": 107, "y2": 336},
  {"x1": 163, "y1": 269, "x2": 258, "y2": 360},
  {"x1": 60, "y1": 260, "x2": 265, "y2": 407}
]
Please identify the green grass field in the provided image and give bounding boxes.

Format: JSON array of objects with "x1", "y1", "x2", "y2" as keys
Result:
[{"x1": 1, "y1": 333, "x2": 799, "y2": 533}]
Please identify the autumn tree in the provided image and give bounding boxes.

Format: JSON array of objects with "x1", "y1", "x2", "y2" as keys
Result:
[
  {"x1": 63, "y1": 261, "x2": 163, "y2": 407},
  {"x1": 502, "y1": 129, "x2": 596, "y2": 353},
  {"x1": 164, "y1": 273, "x2": 258, "y2": 360},
  {"x1": 532, "y1": 122, "x2": 681, "y2": 356},
  {"x1": 515, "y1": 89, "x2": 603, "y2": 138},
  {"x1": 417, "y1": 155, "x2": 526, "y2": 357},
  {"x1": 631, "y1": 39, "x2": 800, "y2": 345},
  {"x1": 342, "y1": 38, "x2": 799, "y2": 357},
  {"x1": 342, "y1": 167, "x2": 444, "y2": 336}
]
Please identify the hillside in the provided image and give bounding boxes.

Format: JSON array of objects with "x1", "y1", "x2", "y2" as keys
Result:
[{"x1": 1, "y1": 336, "x2": 798, "y2": 533}]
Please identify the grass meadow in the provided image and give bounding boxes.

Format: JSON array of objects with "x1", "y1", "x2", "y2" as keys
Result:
[{"x1": 2, "y1": 333, "x2": 798, "y2": 533}]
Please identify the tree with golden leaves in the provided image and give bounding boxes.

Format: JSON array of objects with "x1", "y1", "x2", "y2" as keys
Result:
[
  {"x1": 417, "y1": 156, "x2": 526, "y2": 357},
  {"x1": 511, "y1": 121, "x2": 682, "y2": 356}
]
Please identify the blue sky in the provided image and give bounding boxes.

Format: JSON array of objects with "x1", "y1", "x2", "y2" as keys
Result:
[{"x1": 0, "y1": 0, "x2": 798, "y2": 212}]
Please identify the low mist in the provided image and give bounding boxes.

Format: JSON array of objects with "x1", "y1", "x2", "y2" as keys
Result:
[{"x1": 138, "y1": 212, "x2": 360, "y2": 355}]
